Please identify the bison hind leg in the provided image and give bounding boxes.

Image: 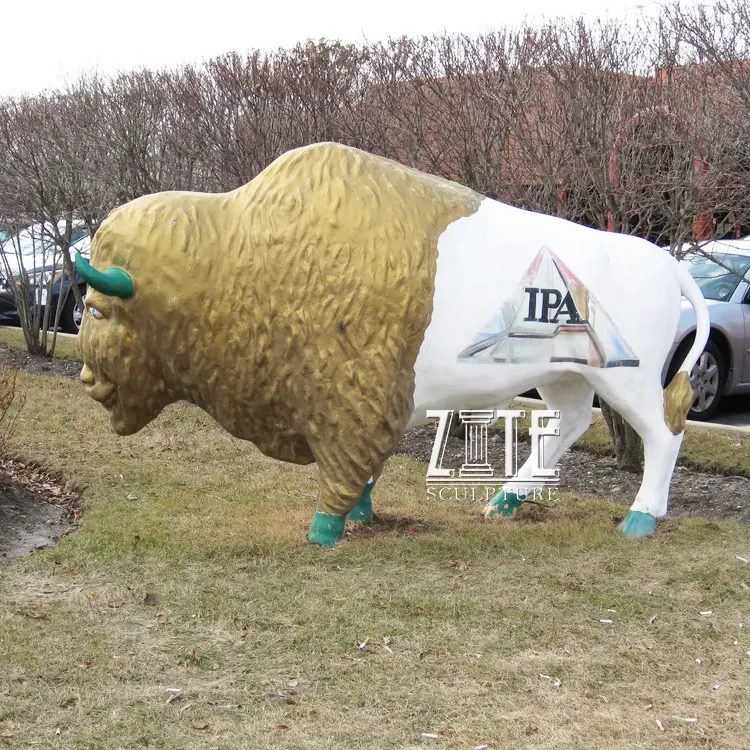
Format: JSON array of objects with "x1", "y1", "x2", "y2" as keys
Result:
[
  {"x1": 593, "y1": 371, "x2": 685, "y2": 537},
  {"x1": 619, "y1": 509, "x2": 658, "y2": 537},
  {"x1": 618, "y1": 425, "x2": 683, "y2": 537},
  {"x1": 484, "y1": 377, "x2": 594, "y2": 520}
]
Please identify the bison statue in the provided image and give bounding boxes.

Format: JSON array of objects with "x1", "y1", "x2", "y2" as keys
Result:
[{"x1": 76, "y1": 142, "x2": 709, "y2": 546}]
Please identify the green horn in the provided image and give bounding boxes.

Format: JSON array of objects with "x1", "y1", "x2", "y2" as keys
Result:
[{"x1": 74, "y1": 253, "x2": 134, "y2": 299}]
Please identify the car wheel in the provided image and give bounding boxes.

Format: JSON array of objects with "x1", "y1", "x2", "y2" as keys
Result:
[
  {"x1": 59, "y1": 290, "x2": 85, "y2": 334},
  {"x1": 687, "y1": 340, "x2": 725, "y2": 421}
]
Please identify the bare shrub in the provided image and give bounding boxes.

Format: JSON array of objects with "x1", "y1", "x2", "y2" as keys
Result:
[{"x1": 0, "y1": 364, "x2": 25, "y2": 459}]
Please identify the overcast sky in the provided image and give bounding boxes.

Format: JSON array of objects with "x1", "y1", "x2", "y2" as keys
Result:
[{"x1": 2, "y1": 0, "x2": 669, "y2": 96}]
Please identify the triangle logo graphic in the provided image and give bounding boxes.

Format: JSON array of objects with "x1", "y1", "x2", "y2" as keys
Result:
[{"x1": 457, "y1": 246, "x2": 640, "y2": 368}]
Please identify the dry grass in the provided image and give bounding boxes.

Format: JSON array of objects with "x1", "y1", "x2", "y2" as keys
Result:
[
  {"x1": 576, "y1": 413, "x2": 750, "y2": 478},
  {"x1": 0, "y1": 375, "x2": 749, "y2": 748},
  {"x1": 0, "y1": 326, "x2": 81, "y2": 361}
]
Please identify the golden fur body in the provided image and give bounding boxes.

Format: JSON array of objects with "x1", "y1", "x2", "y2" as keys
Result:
[{"x1": 80, "y1": 143, "x2": 482, "y2": 514}]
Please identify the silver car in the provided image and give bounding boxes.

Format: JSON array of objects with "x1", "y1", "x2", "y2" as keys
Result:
[{"x1": 667, "y1": 239, "x2": 750, "y2": 420}]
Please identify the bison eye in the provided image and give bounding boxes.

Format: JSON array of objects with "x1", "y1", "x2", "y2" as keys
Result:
[{"x1": 88, "y1": 306, "x2": 104, "y2": 320}]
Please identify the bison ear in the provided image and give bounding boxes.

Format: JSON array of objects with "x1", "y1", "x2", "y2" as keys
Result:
[{"x1": 75, "y1": 253, "x2": 134, "y2": 299}]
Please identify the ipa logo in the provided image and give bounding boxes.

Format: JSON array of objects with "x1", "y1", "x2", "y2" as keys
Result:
[
  {"x1": 457, "y1": 245, "x2": 639, "y2": 368},
  {"x1": 523, "y1": 285, "x2": 585, "y2": 325}
]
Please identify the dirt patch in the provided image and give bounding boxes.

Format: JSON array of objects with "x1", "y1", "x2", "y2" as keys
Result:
[
  {"x1": 346, "y1": 513, "x2": 444, "y2": 541},
  {"x1": 0, "y1": 341, "x2": 81, "y2": 562},
  {"x1": 0, "y1": 461, "x2": 79, "y2": 564},
  {"x1": 396, "y1": 424, "x2": 750, "y2": 525}
]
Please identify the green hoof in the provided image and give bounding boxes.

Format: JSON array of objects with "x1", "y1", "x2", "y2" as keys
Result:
[
  {"x1": 308, "y1": 511, "x2": 346, "y2": 547},
  {"x1": 346, "y1": 481, "x2": 373, "y2": 522},
  {"x1": 484, "y1": 488, "x2": 524, "y2": 519},
  {"x1": 619, "y1": 510, "x2": 657, "y2": 537}
]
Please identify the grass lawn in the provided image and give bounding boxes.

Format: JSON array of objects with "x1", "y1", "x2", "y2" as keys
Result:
[{"x1": 1, "y1": 374, "x2": 749, "y2": 749}]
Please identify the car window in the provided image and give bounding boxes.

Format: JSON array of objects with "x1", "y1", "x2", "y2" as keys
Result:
[
  {"x1": 1, "y1": 222, "x2": 89, "y2": 280},
  {"x1": 685, "y1": 253, "x2": 750, "y2": 301}
]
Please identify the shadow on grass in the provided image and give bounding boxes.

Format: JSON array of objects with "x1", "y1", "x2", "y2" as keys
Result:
[{"x1": 346, "y1": 512, "x2": 445, "y2": 540}]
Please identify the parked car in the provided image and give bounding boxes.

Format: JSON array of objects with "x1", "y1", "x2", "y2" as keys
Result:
[
  {"x1": 0, "y1": 221, "x2": 90, "y2": 334},
  {"x1": 666, "y1": 238, "x2": 750, "y2": 420}
]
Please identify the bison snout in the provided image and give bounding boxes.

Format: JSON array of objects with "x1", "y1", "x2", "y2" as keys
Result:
[{"x1": 80, "y1": 364, "x2": 96, "y2": 386}]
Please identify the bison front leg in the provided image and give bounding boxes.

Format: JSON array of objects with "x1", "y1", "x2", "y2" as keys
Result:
[
  {"x1": 304, "y1": 361, "x2": 412, "y2": 546},
  {"x1": 306, "y1": 437, "x2": 392, "y2": 547},
  {"x1": 345, "y1": 475, "x2": 377, "y2": 522},
  {"x1": 484, "y1": 378, "x2": 594, "y2": 519},
  {"x1": 307, "y1": 470, "x2": 376, "y2": 547},
  {"x1": 345, "y1": 462, "x2": 388, "y2": 523},
  {"x1": 306, "y1": 408, "x2": 401, "y2": 546}
]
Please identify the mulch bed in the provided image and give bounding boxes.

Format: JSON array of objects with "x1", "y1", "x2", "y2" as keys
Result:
[
  {"x1": 0, "y1": 341, "x2": 81, "y2": 379},
  {"x1": 395, "y1": 425, "x2": 750, "y2": 525}
]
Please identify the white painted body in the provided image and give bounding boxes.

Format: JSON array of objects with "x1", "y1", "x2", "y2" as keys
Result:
[{"x1": 409, "y1": 198, "x2": 709, "y2": 521}]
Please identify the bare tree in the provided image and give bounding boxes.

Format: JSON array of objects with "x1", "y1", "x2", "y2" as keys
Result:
[
  {"x1": 665, "y1": 0, "x2": 750, "y2": 241},
  {"x1": 0, "y1": 96, "x2": 77, "y2": 355}
]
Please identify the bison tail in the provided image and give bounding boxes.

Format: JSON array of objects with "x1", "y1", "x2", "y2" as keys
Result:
[{"x1": 663, "y1": 262, "x2": 711, "y2": 435}]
